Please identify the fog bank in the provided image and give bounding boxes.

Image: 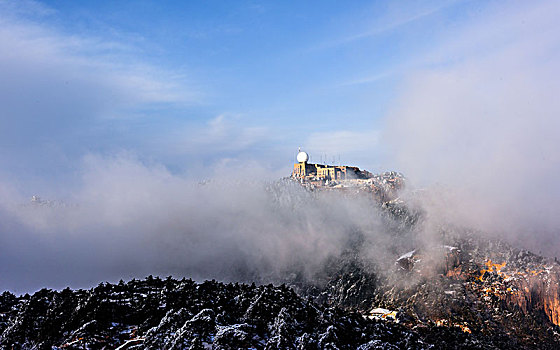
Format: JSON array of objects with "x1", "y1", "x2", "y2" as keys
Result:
[
  {"x1": 0, "y1": 154, "x2": 403, "y2": 294},
  {"x1": 383, "y1": 1, "x2": 560, "y2": 255}
]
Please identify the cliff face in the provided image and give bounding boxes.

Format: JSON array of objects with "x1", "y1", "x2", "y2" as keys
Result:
[
  {"x1": 458, "y1": 244, "x2": 560, "y2": 329},
  {"x1": 353, "y1": 237, "x2": 560, "y2": 349},
  {"x1": 497, "y1": 258, "x2": 560, "y2": 327}
]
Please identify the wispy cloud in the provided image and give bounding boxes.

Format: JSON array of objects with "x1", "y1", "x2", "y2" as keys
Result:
[
  {"x1": 338, "y1": 71, "x2": 393, "y2": 87},
  {"x1": 0, "y1": 11, "x2": 197, "y2": 110},
  {"x1": 0, "y1": 0, "x2": 55, "y2": 19},
  {"x1": 343, "y1": 2, "x2": 454, "y2": 44},
  {"x1": 0, "y1": 0, "x2": 201, "y2": 184},
  {"x1": 166, "y1": 114, "x2": 270, "y2": 157},
  {"x1": 312, "y1": 0, "x2": 459, "y2": 51}
]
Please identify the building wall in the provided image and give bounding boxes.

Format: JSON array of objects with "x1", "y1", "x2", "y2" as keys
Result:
[
  {"x1": 316, "y1": 165, "x2": 345, "y2": 180},
  {"x1": 292, "y1": 162, "x2": 318, "y2": 178},
  {"x1": 292, "y1": 162, "x2": 369, "y2": 181}
]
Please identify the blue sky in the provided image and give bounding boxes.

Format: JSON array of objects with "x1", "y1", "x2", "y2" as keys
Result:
[{"x1": 0, "y1": 0, "x2": 558, "y2": 192}]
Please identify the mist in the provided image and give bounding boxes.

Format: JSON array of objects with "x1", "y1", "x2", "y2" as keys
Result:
[
  {"x1": 383, "y1": 1, "x2": 560, "y2": 256},
  {"x1": 0, "y1": 154, "x2": 408, "y2": 294}
]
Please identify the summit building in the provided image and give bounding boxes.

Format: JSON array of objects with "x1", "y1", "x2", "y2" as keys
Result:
[{"x1": 291, "y1": 150, "x2": 372, "y2": 182}]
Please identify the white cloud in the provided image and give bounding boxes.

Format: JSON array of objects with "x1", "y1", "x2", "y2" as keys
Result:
[{"x1": 169, "y1": 114, "x2": 270, "y2": 156}]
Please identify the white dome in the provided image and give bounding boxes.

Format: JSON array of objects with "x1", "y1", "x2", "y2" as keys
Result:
[{"x1": 296, "y1": 151, "x2": 309, "y2": 163}]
